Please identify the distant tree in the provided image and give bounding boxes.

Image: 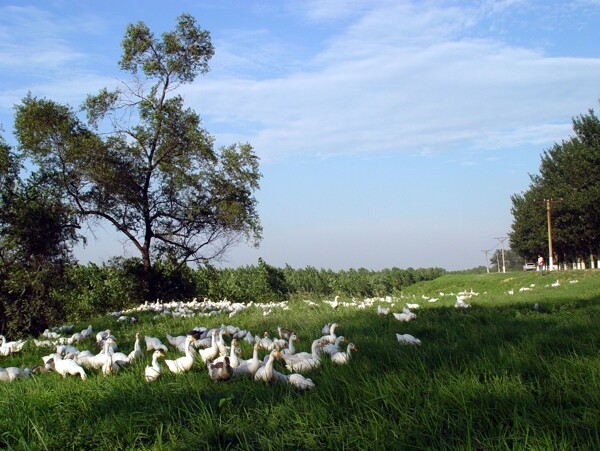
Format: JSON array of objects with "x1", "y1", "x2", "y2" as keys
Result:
[
  {"x1": 489, "y1": 248, "x2": 523, "y2": 271},
  {"x1": 509, "y1": 107, "x2": 600, "y2": 264},
  {"x1": 509, "y1": 185, "x2": 547, "y2": 260},
  {"x1": 13, "y1": 14, "x2": 262, "y2": 298}
]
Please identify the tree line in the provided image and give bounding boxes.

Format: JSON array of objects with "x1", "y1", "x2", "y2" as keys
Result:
[{"x1": 509, "y1": 107, "x2": 600, "y2": 268}]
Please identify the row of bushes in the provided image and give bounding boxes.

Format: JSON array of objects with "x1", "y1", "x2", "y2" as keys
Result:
[
  {"x1": 56, "y1": 257, "x2": 445, "y2": 321},
  {"x1": 1, "y1": 256, "x2": 446, "y2": 337}
]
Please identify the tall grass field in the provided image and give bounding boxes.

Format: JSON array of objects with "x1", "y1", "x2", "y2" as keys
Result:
[{"x1": 2, "y1": 270, "x2": 600, "y2": 450}]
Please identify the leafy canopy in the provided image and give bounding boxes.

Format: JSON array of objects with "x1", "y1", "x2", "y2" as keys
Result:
[
  {"x1": 509, "y1": 107, "x2": 600, "y2": 262},
  {"x1": 13, "y1": 14, "x2": 262, "y2": 284}
]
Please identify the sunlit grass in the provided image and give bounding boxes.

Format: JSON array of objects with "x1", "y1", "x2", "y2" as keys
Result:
[{"x1": 1, "y1": 270, "x2": 600, "y2": 449}]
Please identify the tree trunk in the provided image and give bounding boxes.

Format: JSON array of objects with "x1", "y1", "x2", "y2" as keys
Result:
[{"x1": 141, "y1": 247, "x2": 158, "y2": 301}]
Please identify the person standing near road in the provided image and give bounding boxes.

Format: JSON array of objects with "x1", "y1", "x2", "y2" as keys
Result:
[{"x1": 537, "y1": 255, "x2": 545, "y2": 272}]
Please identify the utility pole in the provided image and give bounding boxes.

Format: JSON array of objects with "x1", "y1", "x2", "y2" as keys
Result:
[
  {"x1": 481, "y1": 249, "x2": 491, "y2": 273},
  {"x1": 545, "y1": 198, "x2": 554, "y2": 271},
  {"x1": 494, "y1": 237, "x2": 508, "y2": 273}
]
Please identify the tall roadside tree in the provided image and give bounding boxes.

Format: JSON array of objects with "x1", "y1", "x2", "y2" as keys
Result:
[
  {"x1": 13, "y1": 14, "x2": 262, "y2": 298},
  {"x1": 509, "y1": 107, "x2": 600, "y2": 266}
]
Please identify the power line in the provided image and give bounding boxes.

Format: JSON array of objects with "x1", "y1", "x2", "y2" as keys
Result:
[
  {"x1": 494, "y1": 236, "x2": 508, "y2": 273},
  {"x1": 481, "y1": 249, "x2": 492, "y2": 273}
]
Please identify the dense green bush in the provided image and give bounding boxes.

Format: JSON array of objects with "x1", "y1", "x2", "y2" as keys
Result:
[
  {"x1": 54, "y1": 258, "x2": 147, "y2": 322},
  {"x1": 0, "y1": 260, "x2": 66, "y2": 338}
]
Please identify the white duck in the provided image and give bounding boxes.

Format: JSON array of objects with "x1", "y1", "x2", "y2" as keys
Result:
[
  {"x1": 393, "y1": 309, "x2": 417, "y2": 322},
  {"x1": 233, "y1": 343, "x2": 263, "y2": 378},
  {"x1": 77, "y1": 348, "x2": 108, "y2": 370},
  {"x1": 0, "y1": 367, "x2": 33, "y2": 382},
  {"x1": 396, "y1": 333, "x2": 422, "y2": 345},
  {"x1": 282, "y1": 339, "x2": 327, "y2": 373},
  {"x1": 321, "y1": 336, "x2": 346, "y2": 356},
  {"x1": 377, "y1": 305, "x2": 390, "y2": 316},
  {"x1": 145, "y1": 335, "x2": 168, "y2": 352},
  {"x1": 0, "y1": 335, "x2": 26, "y2": 354},
  {"x1": 102, "y1": 338, "x2": 119, "y2": 376},
  {"x1": 47, "y1": 354, "x2": 87, "y2": 380},
  {"x1": 320, "y1": 323, "x2": 340, "y2": 343},
  {"x1": 199, "y1": 330, "x2": 219, "y2": 364},
  {"x1": 166, "y1": 333, "x2": 188, "y2": 353},
  {"x1": 287, "y1": 373, "x2": 316, "y2": 390},
  {"x1": 216, "y1": 328, "x2": 231, "y2": 357},
  {"x1": 165, "y1": 335, "x2": 196, "y2": 374},
  {"x1": 330, "y1": 295, "x2": 340, "y2": 309},
  {"x1": 254, "y1": 350, "x2": 282, "y2": 383},
  {"x1": 144, "y1": 350, "x2": 165, "y2": 383},
  {"x1": 213, "y1": 339, "x2": 241, "y2": 368},
  {"x1": 330, "y1": 342, "x2": 358, "y2": 365},
  {"x1": 281, "y1": 333, "x2": 299, "y2": 356},
  {"x1": 80, "y1": 325, "x2": 93, "y2": 339},
  {"x1": 258, "y1": 332, "x2": 274, "y2": 351},
  {"x1": 96, "y1": 329, "x2": 111, "y2": 345},
  {"x1": 0, "y1": 367, "x2": 10, "y2": 382},
  {"x1": 127, "y1": 332, "x2": 144, "y2": 363}
]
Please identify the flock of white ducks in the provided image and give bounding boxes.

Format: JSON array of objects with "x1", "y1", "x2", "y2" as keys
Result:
[
  {"x1": 0, "y1": 292, "x2": 428, "y2": 384},
  {"x1": 0, "y1": 279, "x2": 586, "y2": 384},
  {"x1": 0, "y1": 316, "x2": 364, "y2": 390}
]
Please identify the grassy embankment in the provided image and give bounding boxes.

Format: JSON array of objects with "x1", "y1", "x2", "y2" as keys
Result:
[{"x1": 1, "y1": 269, "x2": 600, "y2": 450}]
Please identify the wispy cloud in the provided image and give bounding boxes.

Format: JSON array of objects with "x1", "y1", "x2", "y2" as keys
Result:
[
  {"x1": 2, "y1": 1, "x2": 599, "y2": 165},
  {"x1": 185, "y1": 1, "x2": 600, "y2": 161}
]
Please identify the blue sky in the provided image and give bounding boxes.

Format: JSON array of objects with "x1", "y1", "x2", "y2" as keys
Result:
[{"x1": 1, "y1": 0, "x2": 599, "y2": 271}]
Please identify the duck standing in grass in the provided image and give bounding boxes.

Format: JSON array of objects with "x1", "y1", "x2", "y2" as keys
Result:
[
  {"x1": 208, "y1": 356, "x2": 233, "y2": 382},
  {"x1": 233, "y1": 343, "x2": 263, "y2": 378},
  {"x1": 144, "y1": 350, "x2": 165, "y2": 383},
  {"x1": 330, "y1": 342, "x2": 358, "y2": 365},
  {"x1": 254, "y1": 350, "x2": 282, "y2": 383},
  {"x1": 46, "y1": 354, "x2": 87, "y2": 380},
  {"x1": 165, "y1": 335, "x2": 196, "y2": 374},
  {"x1": 127, "y1": 332, "x2": 144, "y2": 363},
  {"x1": 102, "y1": 338, "x2": 120, "y2": 376},
  {"x1": 320, "y1": 323, "x2": 340, "y2": 343},
  {"x1": 281, "y1": 333, "x2": 300, "y2": 356},
  {"x1": 322, "y1": 335, "x2": 346, "y2": 356},
  {"x1": 199, "y1": 330, "x2": 219, "y2": 365},
  {"x1": 145, "y1": 335, "x2": 168, "y2": 352}
]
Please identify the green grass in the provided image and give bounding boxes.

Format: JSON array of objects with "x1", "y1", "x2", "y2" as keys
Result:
[{"x1": 2, "y1": 270, "x2": 600, "y2": 450}]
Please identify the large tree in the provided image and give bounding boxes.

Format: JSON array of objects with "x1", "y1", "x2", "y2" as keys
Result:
[
  {"x1": 0, "y1": 133, "x2": 77, "y2": 336},
  {"x1": 13, "y1": 14, "x2": 262, "y2": 296},
  {"x1": 509, "y1": 107, "x2": 600, "y2": 265}
]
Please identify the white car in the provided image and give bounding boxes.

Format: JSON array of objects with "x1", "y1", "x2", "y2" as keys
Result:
[{"x1": 523, "y1": 262, "x2": 536, "y2": 271}]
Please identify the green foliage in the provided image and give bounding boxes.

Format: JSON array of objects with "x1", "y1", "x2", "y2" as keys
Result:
[
  {"x1": 282, "y1": 265, "x2": 446, "y2": 297},
  {"x1": 510, "y1": 106, "x2": 600, "y2": 262},
  {"x1": 11, "y1": 15, "x2": 261, "y2": 301},
  {"x1": 50, "y1": 259, "x2": 444, "y2": 320},
  {"x1": 54, "y1": 259, "x2": 147, "y2": 322},
  {"x1": 489, "y1": 248, "x2": 524, "y2": 271},
  {"x1": 119, "y1": 13, "x2": 214, "y2": 82},
  {"x1": 0, "y1": 134, "x2": 78, "y2": 337},
  {"x1": 214, "y1": 258, "x2": 289, "y2": 303}
]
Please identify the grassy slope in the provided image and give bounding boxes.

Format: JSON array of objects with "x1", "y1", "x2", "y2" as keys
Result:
[{"x1": 1, "y1": 269, "x2": 600, "y2": 450}]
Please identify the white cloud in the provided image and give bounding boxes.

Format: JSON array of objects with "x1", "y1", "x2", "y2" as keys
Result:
[{"x1": 185, "y1": 3, "x2": 600, "y2": 161}]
